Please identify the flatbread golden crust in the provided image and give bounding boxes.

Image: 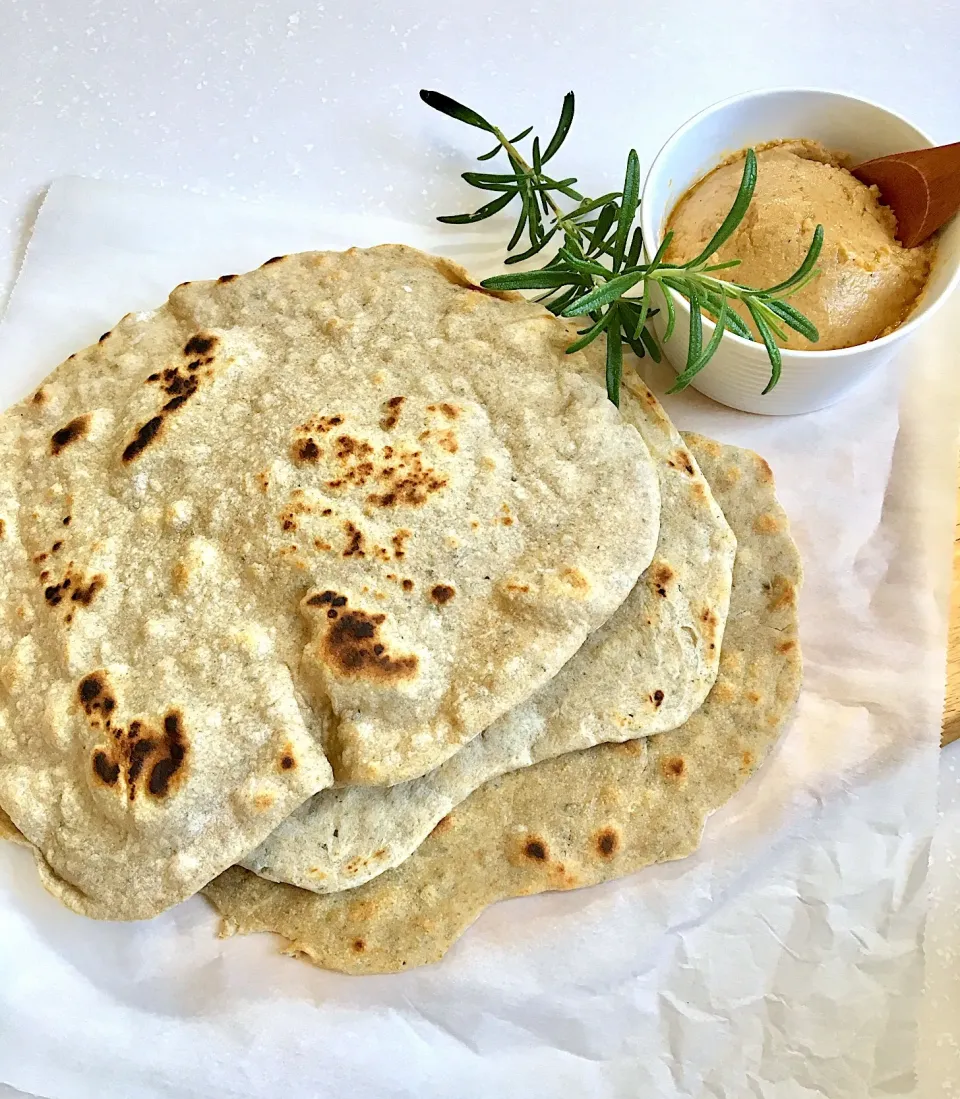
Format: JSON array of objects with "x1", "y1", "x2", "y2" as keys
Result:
[
  {"x1": 242, "y1": 380, "x2": 736, "y2": 896},
  {"x1": 0, "y1": 246, "x2": 660, "y2": 919},
  {"x1": 204, "y1": 434, "x2": 802, "y2": 973}
]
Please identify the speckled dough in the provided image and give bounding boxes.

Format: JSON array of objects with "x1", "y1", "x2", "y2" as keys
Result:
[
  {"x1": 0, "y1": 245, "x2": 660, "y2": 920},
  {"x1": 242, "y1": 373, "x2": 736, "y2": 895}
]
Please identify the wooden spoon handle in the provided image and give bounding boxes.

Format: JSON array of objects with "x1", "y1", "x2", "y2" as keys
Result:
[{"x1": 853, "y1": 142, "x2": 960, "y2": 247}]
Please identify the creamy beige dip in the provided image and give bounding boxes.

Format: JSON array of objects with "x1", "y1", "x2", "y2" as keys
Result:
[{"x1": 665, "y1": 140, "x2": 936, "y2": 351}]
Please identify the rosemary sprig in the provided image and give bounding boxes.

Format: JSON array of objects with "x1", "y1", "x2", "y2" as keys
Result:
[{"x1": 421, "y1": 89, "x2": 823, "y2": 405}]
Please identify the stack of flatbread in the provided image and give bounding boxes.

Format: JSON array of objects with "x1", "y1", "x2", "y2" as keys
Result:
[{"x1": 0, "y1": 246, "x2": 802, "y2": 973}]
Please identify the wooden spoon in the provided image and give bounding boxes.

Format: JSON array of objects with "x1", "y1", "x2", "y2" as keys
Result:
[{"x1": 852, "y1": 141, "x2": 960, "y2": 247}]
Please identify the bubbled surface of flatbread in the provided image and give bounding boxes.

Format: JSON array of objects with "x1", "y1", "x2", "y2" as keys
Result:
[
  {"x1": 205, "y1": 434, "x2": 802, "y2": 973},
  {"x1": 0, "y1": 245, "x2": 660, "y2": 919},
  {"x1": 243, "y1": 376, "x2": 735, "y2": 895}
]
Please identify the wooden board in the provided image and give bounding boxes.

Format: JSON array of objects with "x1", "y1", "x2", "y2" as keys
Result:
[{"x1": 943, "y1": 479, "x2": 960, "y2": 747}]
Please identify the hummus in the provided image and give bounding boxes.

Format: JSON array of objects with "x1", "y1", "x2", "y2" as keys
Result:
[{"x1": 664, "y1": 140, "x2": 935, "y2": 351}]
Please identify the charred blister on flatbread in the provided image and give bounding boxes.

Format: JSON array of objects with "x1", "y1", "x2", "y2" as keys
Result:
[
  {"x1": 122, "y1": 334, "x2": 220, "y2": 462},
  {"x1": 79, "y1": 672, "x2": 189, "y2": 802},
  {"x1": 303, "y1": 590, "x2": 419, "y2": 684}
]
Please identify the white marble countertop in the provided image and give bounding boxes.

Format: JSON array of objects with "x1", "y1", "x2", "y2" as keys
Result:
[{"x1": 0, "y1": 2, "x2": 958, "y2": 1095}]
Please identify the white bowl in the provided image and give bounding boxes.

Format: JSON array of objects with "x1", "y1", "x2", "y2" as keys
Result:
[{"x1": 638, "y1": 88, "x2": 960, "y2": 415}]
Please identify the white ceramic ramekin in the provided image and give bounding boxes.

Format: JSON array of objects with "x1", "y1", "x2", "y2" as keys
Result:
[{"x1": 639, "y1": 88, "x2": 960, "y2": 415}]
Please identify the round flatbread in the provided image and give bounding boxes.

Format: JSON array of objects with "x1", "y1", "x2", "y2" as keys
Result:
[
  {"x1": 242, "y1": 378, "x2": 736, "y2": 895},
  {"x1": 0, "y1": 246, "x2": 660, "y2": 919}
]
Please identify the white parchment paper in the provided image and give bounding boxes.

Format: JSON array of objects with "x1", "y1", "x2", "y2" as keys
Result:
[{"x1": 0, "y1": 177, "x2": 957, "y2": 1099}]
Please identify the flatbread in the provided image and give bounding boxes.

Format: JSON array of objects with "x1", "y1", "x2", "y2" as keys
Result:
[
  {"x1": 0, "y1": 805, "x2": 21, "y2": 845},
  {"x1": 204, "y1": 434, "x2": 802, "y2": 973},
  {"x1": 0, "y1": 245, "x2": 660, "y2": 920},
  {"x1": 242, "y1": 379, "x2": 736, "y2": 894}
]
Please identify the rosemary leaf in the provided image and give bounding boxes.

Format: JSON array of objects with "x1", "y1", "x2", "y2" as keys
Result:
[
  {"x1": 437, "y1": 190, "x2": 515, "y2": 224},
  {"x1": 420, "y1": 90, "x2": 495, "y2": 132},
  {"x1": 605, "y1": 305, "x2": 623, "y2": 405},
  {"x1": 612, "y1": 150, "x2": 641, "y2": 271},
  {"x1": 763, "y1": 224, "x2": 824, "y2": 295},
  {"x1": 562, "y1": 270, "x2": 645, "y2": 315},
  {"x1": 683, "y1": 148, "x2": 758, "y2": 267},
  {"x1": 542, "y1": 92, "x2": 575, "y2": 163}
]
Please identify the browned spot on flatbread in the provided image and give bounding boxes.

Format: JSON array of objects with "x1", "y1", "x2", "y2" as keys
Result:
[
  {"x1": 652, "y1": 562, "x2": 674, "y2": 598},
  {"x1": 668, "y1": 450, "x2": 695, "y2": 476},
  {"x1": 594, "y1": 827, "x2": 620, "y2": 859},
  {"x1": 753, "y1": 513, "x2": 781, "y2": 534},
  {"x1": 294, "y1": 437, "x2": 321, "y2": 462},
  {"x1": 125, "y1": 346, "x2": 217, "y2": 462},
  {"x1": 433, "y1": 430, "x2": 457, "y2": 453},
  {"x1": 766, "y1": 576, "x2": 796, "y2": 612},
  {"x1": 710, "y1": 680, "x2": 737, "y2": 704},
  {"x1": 310, "y1": 593, "x2": 418, "y2": 683},
  {"x1": 652, "y1": 562, "x2": 673, "y2": 587},
  {"x1": 380, "y1": 396, "x2": 405, "y2": 431},
  {"x1": 392, "y1": 530, "x2": 410, "y2": 560},
  {"x1": 146, "y1": 712, "x2": 188, "y2": 798},
  {"x1": 78, "y1": 672, "x2": 112, "y2": 716},
  {"x1": 430, "y1": 814, "x2": 453, "y2": 837},
  {"x1": 0, "y1": 519, "x2": 4, "y2": 540},
  {"x1": 335, "y1": 435, "x2": 373, "y2": 462},
  {"x1": 523, "y1": 838, "x2": 548, "y2": 861},
  {"x1": 651, "y1": 689, "x2": 664, "y2": 707},
  {"x1": 742, "y1": 750, "x2": 755, "y2": 769},
  {"x1": 342, "y1": 521, "x2": 365, "y2": 558},
  {"x1": 778, "y1": 639, "x2": 796, "y2": 654},
  {"x1": 218, "y1": 274, "x2": 238, "y2": 283},
  {"x1": 401, "y1": 578, "x2": 414, "y2": 592},
  {"x1": 183, "y1": 334, "x2": 218, "y2": 358},
  {"x1": 51, "y1": 415, "x2": 91, "y2": 456},
  {"x1": 92, "y1": 751, "x2": 120, "y2": 787},
  {"x1": 262, "y1": 255, "x2": 286, "y2": 266},
  {"x1": 70, "y1": 574, "x2": 105, "y2": 607},
  {"x1": 98, "y1": 330, "x2": 112, "y2": 344},
  {"x1": 122, "y1": 416, "x2": 164, "y2": 462},
  {"x1": 430, "y1": 584, "x2": 455, "y2": 605},
  {"x1": 79, "y1": 673, "x2": 188, "y2": 800},
  {"x1": 253, "y1": 792, "x2": 275, "y2": 812},
  {"x1": 32, "y1": 387, "x2": 47, "y2": 405},
  {"x1": 279, "y1": 744, "x2": 297, "y2": 771},
  {"x1": 306, "y1": 590, "x2": 347, "y2": 609},
  {"x1": 352, "y1": 938, "x2": 366, "y2": 953},
  {"x1": 662, "y1": 756, "x2": 686, "y2": 780},
  {"x1": 44, "y1": 567, "x2": 104, "y2": 614},
  {"x1": 366, "y1": 446, "x2": 449, "y2": 508},
  {"x1": 559, "y1": 566, "x2": 589, "y2": 595},
  {"x1": 755, "y1": 455, "x2": 774, "y2": 483}
]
